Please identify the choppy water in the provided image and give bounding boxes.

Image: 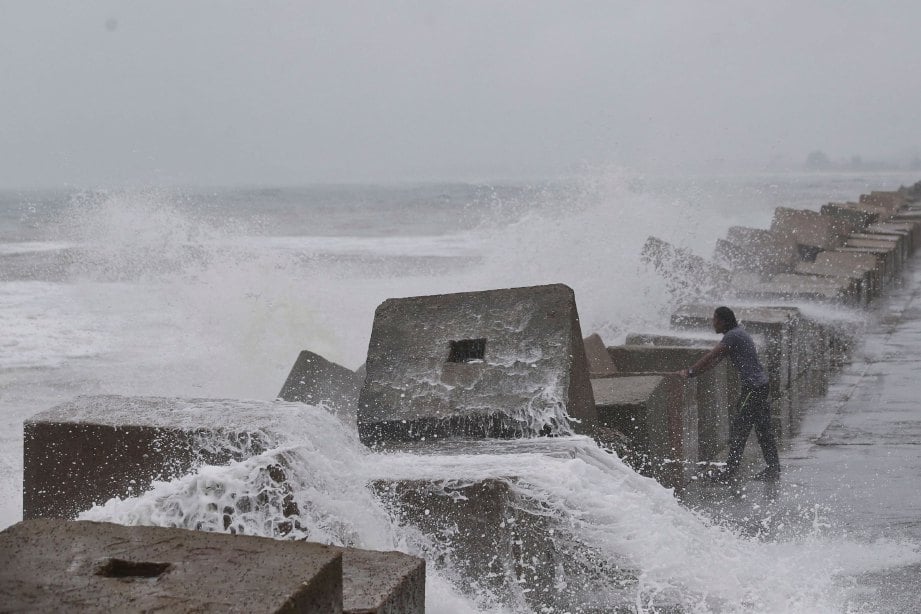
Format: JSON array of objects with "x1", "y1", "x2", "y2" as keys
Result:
[{"x1": 2, "y1": 170, "x2": 920, "y2": 612}]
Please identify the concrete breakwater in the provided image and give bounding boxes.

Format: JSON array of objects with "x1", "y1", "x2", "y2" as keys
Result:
[{"x1": 7, "y1": 179, "x2": 921, "y2": 611}]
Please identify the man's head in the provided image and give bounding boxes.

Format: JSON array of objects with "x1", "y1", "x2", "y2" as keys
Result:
[{"x1": 713, "y1": 306, "x2": 738, "y2": 334}]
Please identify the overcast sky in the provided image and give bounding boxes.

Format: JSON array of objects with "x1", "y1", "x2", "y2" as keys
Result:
[{"x1": 1, "y1": 1, "x2": 920, "y2": 187}]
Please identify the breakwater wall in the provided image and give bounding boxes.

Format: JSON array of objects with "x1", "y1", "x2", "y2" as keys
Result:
[{"x1": 10, "y1": 179, "x2": 921, "y2": 612}]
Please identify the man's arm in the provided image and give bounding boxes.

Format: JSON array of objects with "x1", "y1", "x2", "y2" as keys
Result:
[{"x1": 677, "y1": 343, "x2": 729, "y2": 379}]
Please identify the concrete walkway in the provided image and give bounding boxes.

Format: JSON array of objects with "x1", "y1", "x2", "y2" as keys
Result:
[{"x1": 683, "y1": 258, "x2": 921, "y2": 611}]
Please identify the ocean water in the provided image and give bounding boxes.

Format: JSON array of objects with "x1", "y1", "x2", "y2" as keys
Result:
[{"x1": 2, "y1": 170, "x2": 919, "y2": 612}]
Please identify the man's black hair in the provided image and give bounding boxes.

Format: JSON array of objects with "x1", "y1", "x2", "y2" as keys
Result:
[{"x1": 714, "y1": 306, "x2": 738, "y2": 329}]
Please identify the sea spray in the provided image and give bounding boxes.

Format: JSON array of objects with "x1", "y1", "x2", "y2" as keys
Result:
[{"x1": 80, "y1": 404, "x2": 920, "y2": 613}]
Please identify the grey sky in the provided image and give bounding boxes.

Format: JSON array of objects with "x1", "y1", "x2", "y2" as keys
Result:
[{"x1": 1, "y1": 1, "x2": 920, "y2": 187}]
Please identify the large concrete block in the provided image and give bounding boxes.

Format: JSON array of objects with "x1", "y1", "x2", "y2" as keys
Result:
[
  {"x1": 671, "y1": 304, "x2": 795, "y2": 400},
  {"x1": 821, "y1": 202, "x2": 875, "y2": 231},
  {"x1": 867, "y1": 221, "x2": 919, "y2": 254},
  {"x1": 717, "y1": 227, "x2": 800, "y2": 273},
  {"x1": 835, "y1": 246, "x2": 894, "y2": 282},
  {"x1": 0, "y1": 519, "x2": 343, "y2": 613},
  {"x1": 843, "y1": 237, "x2": 902, "y2": 273},
  {"x1": 606, "y1": 346, "x2": 729, "y2": 461},
  {"x1": 860, "y1": 190, "x2": 908, "y2": 210},
  {"x1": 851, "y1": 230, "x2": 909, "y2": 263},
  {"x1": 358, "y1": 284, "x2": 597, "y2": 447},
  {"x1": 23, "y1": 396, "x2": 296, "y2": 520},
  {"x1": 771, "y1": 207, "x2": 851, "y2": 252},
  {"x1": 795, "y1": 251, "x2": 880, "y2": 300},
  {"x1": 583, "y1": 333, "x2": 619, "y2": 378},
  {"x1": 591, "y1": 375, "x2": 698, "y2": 486},
  {"x1": 278, "y1": 350, "x2": 363, "y2": 426}
]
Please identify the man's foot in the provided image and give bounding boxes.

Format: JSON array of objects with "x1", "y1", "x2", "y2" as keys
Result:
[{"x1": 752, "y1": 466, "x2": 781, "y2": 481}]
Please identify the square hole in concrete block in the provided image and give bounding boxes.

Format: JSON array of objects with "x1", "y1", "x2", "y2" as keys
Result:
[
  {"x1": 96, "y1": 558, "x2": 173, "y2": 579},
  {"x1": 447, "y1": 338, "x2": 486, "y2": 363}
]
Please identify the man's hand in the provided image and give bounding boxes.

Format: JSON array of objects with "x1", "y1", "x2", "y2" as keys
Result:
[{"x1": 676, "y1": 369, "x2": 690, "y2": 379}]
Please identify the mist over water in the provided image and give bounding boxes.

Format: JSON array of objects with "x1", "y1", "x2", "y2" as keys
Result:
[{"x1": 3, "y1": 170, "x2": 920, "y2": 611}]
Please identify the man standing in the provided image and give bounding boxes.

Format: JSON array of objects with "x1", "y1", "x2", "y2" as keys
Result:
[{"x1": 678, "y1": 306, "x2": 781, "y2": 482}]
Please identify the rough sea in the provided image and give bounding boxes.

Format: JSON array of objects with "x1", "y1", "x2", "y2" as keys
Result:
[{"x1": 2, "y1": 170, "x2": 919, "y2": 612}]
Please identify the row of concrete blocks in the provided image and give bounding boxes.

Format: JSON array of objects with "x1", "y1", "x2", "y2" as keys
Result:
[
  {"x1": 583, "y1": 301, "x2": 842, "y2": 487},
  {"x1": 0, "y1": 518, "x2": 423, "y2": 614},
  {"x1": 713, "y1": 187, "x2": 921, "y2": 306}
]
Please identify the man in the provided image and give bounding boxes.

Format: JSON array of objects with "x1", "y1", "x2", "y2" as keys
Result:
[{"x1": 678, "y1": 306, "x2": 781, "y2": 482}]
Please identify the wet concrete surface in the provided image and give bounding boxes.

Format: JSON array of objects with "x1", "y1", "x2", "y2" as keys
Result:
[{"x1": 681, "y1": 259, "x2": 921, "y2": 612}]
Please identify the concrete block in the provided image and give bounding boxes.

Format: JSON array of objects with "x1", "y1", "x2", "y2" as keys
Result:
[
  {"x1": 671, "y1": 304, "x2": 795, "y2": 399},
  {"x1": 23, "y1": 396, "x2": 295, "y2": 520},
  {"x1": 606, "y1": 346, "x2": 729, "y2": 461},
  {"x1": 795, "y1": 251, "x2": 880, "y2": 300},
  {"x1": 583, "y1": 333, "x2": 618, "y2": 378},
  {"x1": 843, "y1": 237, "x2": 902, "y2": 273},
  {"x1": 730, "y1": 273, "x2": 857, "y2": 305},
  {"x1": 772, "y1": 272, "x2": 860, "y2": 304},
  {"x1": 860, "y1": 190, "x2": 907, "y2": 210},
  {"x1": 278, "y1": 350, "x2": 363, "y2": 425},
  {"x1": 591, "y1": 375, "x2": 698, "y2": 486},
  {"x1": 835, "y1": 246, "x2": 894, "y2": 282},
  {"x1": 0, "y1": 519, "x2": 343, "y2": 613},
  {"x1": 851, "y1": 230, "x2": 909, "y2": 262},
  {"x1": 624, "y1": 332, "x2": 745, "y2": 406},
  {"x1": 771, "y1": 207, "x2": 851, "y2": 251},
  {"x1": 867, "y1": 221, "x2": 920, "y2": 254},
  {"x1": 340, "y1": 549, "x2": 425, "y2": 614},
  {"x1": 374, "y1": 472, "x2": 633, "y2": 611},
  {"x1": 821, "y1": 202, "x2": 875, "y2": 231},
  {"x1": 358, "y1": 284, "x2": 597, "y2": 447},
  {"x1": 717, "y1": 227, "x2": 800, "y2": 273}
]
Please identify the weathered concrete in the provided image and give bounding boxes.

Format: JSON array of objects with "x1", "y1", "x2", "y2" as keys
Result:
[
  {"x1": 731, "y1": 273, "x2": 858, "y2": 305},
  {"x1": 358, "y1": 284, "x2": 597, "y2": 447},
  {"x1": 821, "y1": 202, "x2": 876, "y2": 231},
  {"x1": 278, "y1": 350, "x2": 363, "y2": 425},
  {"x1": 376, "y1": 478, "x2": 556, "y2": 610},
  {"x1": 0, "y1": 519, "x2": 344, "y2": 613},
  {"x1": 851, "y1": 230, "x2": 909, "y2": 263},
  {"x1": 591, "y1": 375, "x2": 698, "y2": 486},
  {"x1": 606, "y1": 345, "x2": 729, "y2": 461},
  {"x1": 795, "y1": 250, "x2": 881, "y2": 300},
  {"x1": 339, "y1": 549, "x2": 425, "y2": 614},
  {"x1": 835, "y1": 246, "x2": 895, "y2": 282},
  {"x1": 717, "y1": 226, "x2": 800, "y2": 273},
  {"x1": 860, "y1": 190, "x2": 907, "y2": 210},
  {"x1": 771, "y1": 207, "x2": 851, "y2": 252},
  {"x1": 844, "y1": 237, "x2": 902, "y2": 272},
  {"x1": 23, "y1": 396, "x2": 297, "y2": 519},
  {"x1": 583, "y1": 333, "x2": 619, "y2": 378},
  {"x1": 867, "y1": 221, "x2": 919, "y2": 254}
]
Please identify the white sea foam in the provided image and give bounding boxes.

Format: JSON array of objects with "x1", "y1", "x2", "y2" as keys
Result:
[
  {"x1": 81, "y1": 410, "x2": 921, "y2": 613},
  {"x1": 0, "y1": 281, "x2": 112, "y2": 369}
]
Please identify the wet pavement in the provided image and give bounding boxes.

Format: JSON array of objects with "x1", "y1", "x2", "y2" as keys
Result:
[{"x1": 681, "y1": 258, "x2": 921, "y2": 612}]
